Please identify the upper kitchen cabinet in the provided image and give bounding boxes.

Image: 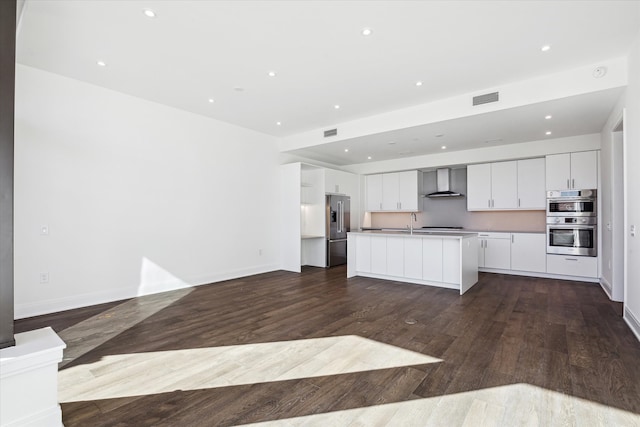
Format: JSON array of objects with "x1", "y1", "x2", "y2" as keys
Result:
[
  {"x1": 467, "y1": 158, "x2": 545, "y2": 211},
  {"x1": 517, "y1": 158, "x2": 546, "y2": 209},
  {"x1": 545, "y1": 151, "x2": 598, "y2": 190},
  {"x1": 366, "y1": 171, "x2": 422, "y2": 212}
]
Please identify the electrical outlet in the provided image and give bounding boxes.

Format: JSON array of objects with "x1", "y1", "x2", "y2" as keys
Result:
[
  {"x1": 631, "y1": 225, "x2": 637, "y2": 237},
  {"x1": 40, "y1": 225, "x2": 49, "y2": 235},
  {"x1": 39, "y1": 272, "x2": 49, "y2": 284}
]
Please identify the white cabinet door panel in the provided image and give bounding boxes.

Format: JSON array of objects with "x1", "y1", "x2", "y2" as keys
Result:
[
  {"x1": 511, "y1": 233, "x2": 546, "y2": 273},
  {"x1": 546, "y1": 153, "x2": 571, "y2": 190},
  {"x1": 355, "y1": 235, "x2": 371, "y2": 273},
  {"x1": 467, "y1": 163, "x2": 492, "y2": 210},
  {"x1": 387, "y1": 237, "x2": 405, "y2": 277},
  {"x1": 491, "y1": 161, "x2": 518, "y2": 209},
  {"x1": 571, "y1": 151, "x2": 598, "y2": 190},
  {"x1": 398, "y1": 171, "x2": 419, "y2": 211},
  {"x1": 517, "y1": 158, "x2": 546, "y2": 209},
  {"x1": 382, "y1": 173, "x2": 400, "y2": 210},
  {"x1": 484, "y1": 238, "x2": 511, "y2": 270},
  {"x1": 442, "y1": 239, "x2": 461, "y2": 284},
  {"x1": 422, "y1": 238, "x2": 443, "y2": 282},
  {"x1": 547, "y1": 254, "x2": 597, "y2": 277},
  {"x1": 404, "y1": 238, "x2": 423, "y2": 280},
  {"x1": 366, "y1": 175, "x2": 383, "y2": 211},
  {"x1": 371, "y1": 237, "x2": 387, "y2": 274}
]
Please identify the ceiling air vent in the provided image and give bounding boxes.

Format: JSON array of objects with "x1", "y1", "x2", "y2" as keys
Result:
[
  {"x1": 472, "y1": 92, "x2": 499, "y2": 106},
  {"x1": 324, "y1": 128, "x2": 338, "y2": 138}
]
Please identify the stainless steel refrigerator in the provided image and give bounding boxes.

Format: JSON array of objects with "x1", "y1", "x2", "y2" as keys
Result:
[{"x1": 326, "y1": 194, "x2": 350, "y2": 267}]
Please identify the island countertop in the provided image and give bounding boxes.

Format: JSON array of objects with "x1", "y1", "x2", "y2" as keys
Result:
[{"x1": 349, "y1": 230, "x2": 478, "y2": 238}]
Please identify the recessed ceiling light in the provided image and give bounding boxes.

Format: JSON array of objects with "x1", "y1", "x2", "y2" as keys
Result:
[
  {"x1": 361, "y1": 28, "x2": 372, "y2": 36},
  {"x1": 334, "y1": 104, "x2": 340, "y2": 109},
  {"x1": 344, "y1": 148, "x2": 349, "y2": 152},
  {"x1": 367, "y1": 156, "x2": 372, "y2": 160},
  {"x1": 541, "y1": 45, "x2": 551, "y2": 52},
  {"x1": 546, "y1": 131, "x2": 552, "y2": 135},
  {"x1": 276, "y1": 121, "x2": 281, "y2": 126},
  {"x1": 545, "y1": 115, "x2": 552, "y2": 120},
  {"x1": 208, "y1": 98, "x2": 214, "y2": 103},
  {"x1": 143, "y1": 9, "x2": 156, "y2": 18},
  {"x1": 97, "y1": 60, "x2": 107, "y2": 67},
  {"x1": 441, "y1": 146, "x2": 447, "y2": 150},
  {"x1": 268, "y1": 71, "x2": 276, "y2": 77},
  {"x1": 416, "y1": 81, "x2": 423, "y2": 87}
]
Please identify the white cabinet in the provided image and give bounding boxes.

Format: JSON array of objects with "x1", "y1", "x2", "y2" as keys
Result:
[
  {"x1": 422, "y1": 238, "x2": 443, "y2": 282},
  {"x1": 387, "y1": 237, "x2": 405, "y2": 277},
  {"x1": 478, "y1": 232, "x2": 511, "y2": 269},
  {"x1": 366, "y1": 174, "x2": 383, "y2": 211},
  {"x1": 545, "y1": 151, "x2": 598, "y2": 190},
  {"x1": 442, "y1": 239, "x2": 460, "y2": 284},
  {"x1": 511, "y1": 233, "x2": 546, "y2": 273},
  {"x1": 517, "y1": 158, "x2": 546, "y2": 209},
  {"x1": 404, "y1": 238, "x2": 423, "y2": 280},
  {"x1": 371, "y1": 237, "x2": 387, "y2": 275},
  {"x1": 355, "y1": 235, "x2": 372, "y2": 273},
  {"x1": 348, "y1": 233, "x2": 479, "y2": 294},
  {"x1": 547, "y1": 254, "x2": 598, "y2": 278},
  {"x1": 382, "y1": 173, "x2": 400, "y2": 210},
  {"x1": 325, "y1": 168, "x2": 356, "y2": 195},
  {"x1": 366, "y1": 171, "x2": 421, "y2": 211},
  {"x1": 467, "y1": 163, "x2": 492, "y2": 210},
  {"x1": 468, "y1": 159, "x2": 545, "y2": 211}
]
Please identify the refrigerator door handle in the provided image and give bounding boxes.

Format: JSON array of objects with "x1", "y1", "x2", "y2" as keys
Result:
[
  {"x1": 328, "y1": 238, "x2": 348, "y2": 243},
  {"x1": 337, "y1": 200, "x2": 342, "y2": 233}
]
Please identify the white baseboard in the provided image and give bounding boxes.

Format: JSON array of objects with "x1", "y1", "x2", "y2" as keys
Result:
[
  {"x1": 479, "y1": 268, "x2": 599, "y2": 283},
  {"x1": 14, "y1": 263, "x2": 280, "y2": 319},
  {"x1": 624, "y1": 306, "x2": 640, "y2": 343},
  {"x1": 599, "y1": 276, "x2": 613, "y2": 299}
]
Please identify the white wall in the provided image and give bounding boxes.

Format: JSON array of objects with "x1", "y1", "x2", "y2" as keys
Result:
[
  {"x1": 623, "y1": 30, "x2": 640, "y2": 339},
  {"x1": 14, "y1": 65, "x2": 282, "y2": 318},
  {"x1": 600, "y1": 92, "x2": 626, "y2": 301}
]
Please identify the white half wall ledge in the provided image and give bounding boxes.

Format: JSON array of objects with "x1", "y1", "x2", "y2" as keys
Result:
[{"x1": 0, "y1": 327, "x2": 66, "y2": 427}]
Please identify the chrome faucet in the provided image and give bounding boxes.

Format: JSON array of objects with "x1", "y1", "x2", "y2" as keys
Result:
[{"x1": 409, "y1": 212, "x2": 417, "y2": 234}]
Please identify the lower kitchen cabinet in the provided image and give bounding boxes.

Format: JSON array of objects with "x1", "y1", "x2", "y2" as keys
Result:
[
  {"x1": 387, "y1": 237, "x2": 405, "y2": 277},
  {"x1": 422, "y1": 238, "x2": 443, "y2": 282},
  {"x1": 547, "y1": 254, "x2": 598, "y2": 278},
  {"x1": 371, "y1": 237, "x2": 387, "y2": 275},
  {"x1": 348, "y1": 232, "x2": 479, "y2": 294},
  {"x1": 355, "y1": 235, "x2": 371, "y2": 273},
  {"x1": 511, "y1": 233, "x2": 546, "y2": 273},
  {"x1": 404, "y1": 238, "x2": 423, "y2": 280},
  {"x1": 478, "y1": 233, "x2": 511, "y2": 270}
]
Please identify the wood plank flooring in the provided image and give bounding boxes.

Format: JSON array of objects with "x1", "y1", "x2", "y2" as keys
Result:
[{"x1": 15, "y1": 267, "x2": 640, "y2": 426}]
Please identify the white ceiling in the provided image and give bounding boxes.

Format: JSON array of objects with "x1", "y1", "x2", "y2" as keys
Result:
[{"x1": 16, "y1": 1, "x2": 640, "y2": 164}]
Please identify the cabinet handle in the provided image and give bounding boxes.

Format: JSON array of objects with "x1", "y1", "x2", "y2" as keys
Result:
[
  {"x1": 565, "y1": 258, "x2": 578, "y2": 261},
  {"x1": 488, "y1": 199, "x2": 491, "y2": 208},
  {"x1": 492, "y1": 199, "x2": 494, "y2": 208},
  {"x1": 511, "y1": 235, "x2": 514, "y2": 243},
  {"x1": 572, "y1": 178, "x2": 575, "y2": 189},
  {"x1": 518, "y1": 198, "x2": 521, "y2": 207},
  {"x1": 380, "y1": 202, "x2": 382, "y2": 210},
  {"x1": 399, "y1": 202, "x2": 401, "y2": 209}
]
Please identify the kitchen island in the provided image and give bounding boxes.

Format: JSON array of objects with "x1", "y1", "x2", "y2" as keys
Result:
[{"x1": 347, "y1": 230, "x2": 479, "y2": 295}]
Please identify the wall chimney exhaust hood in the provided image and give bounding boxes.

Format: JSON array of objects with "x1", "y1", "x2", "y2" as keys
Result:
[{"x1": 426, "y1": 168, "x2": 464, "y2": 198}]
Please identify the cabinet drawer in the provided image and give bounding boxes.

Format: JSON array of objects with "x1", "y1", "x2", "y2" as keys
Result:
[{"x1": 546, "y1": 255, "x2": 597, "y2": 278}]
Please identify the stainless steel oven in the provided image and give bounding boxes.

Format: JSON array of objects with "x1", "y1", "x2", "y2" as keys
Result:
[
  {"x1": 547, "y1": 189, "x2": 596, "y2": 217},
  {"x1": 546, "y1": 216, "x2": 597, "y2": 256}
]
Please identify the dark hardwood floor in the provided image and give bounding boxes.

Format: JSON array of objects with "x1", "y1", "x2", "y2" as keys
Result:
[{"x1": 15, "y1": 267, "x2": 640, "y2": 426}]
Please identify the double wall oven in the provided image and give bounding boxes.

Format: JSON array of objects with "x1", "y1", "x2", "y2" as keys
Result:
[{"x1": 546, "y1": 189, "x2": 597, "y2": 257}]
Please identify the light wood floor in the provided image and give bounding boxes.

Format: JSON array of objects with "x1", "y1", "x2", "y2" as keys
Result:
[{"x1": 15, "y1": 267, "x2": 640, "y2": 426}]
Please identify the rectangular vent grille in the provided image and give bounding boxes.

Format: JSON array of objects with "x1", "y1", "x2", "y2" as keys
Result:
[
  {"x1": 324, "y1": 128, "x2": 338, "y2": 138},
  {"x1": 473, "y1": 92, "x2": 499, "y2": 106}
]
